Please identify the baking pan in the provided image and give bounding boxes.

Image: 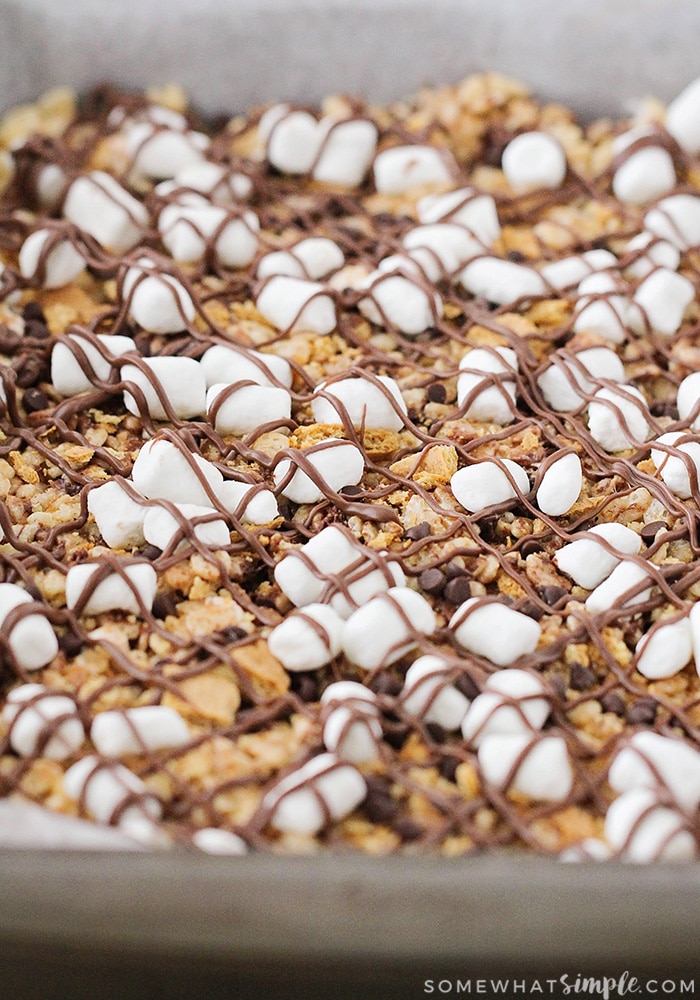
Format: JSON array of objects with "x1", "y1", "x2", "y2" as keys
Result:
[{"x1": 0, "y1": 1, "x2": 699, "y2": 996}]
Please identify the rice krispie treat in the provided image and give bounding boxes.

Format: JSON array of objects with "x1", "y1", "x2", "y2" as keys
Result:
[{"x1": 0, "y1": 72, "x2": 699, "y2": 860}]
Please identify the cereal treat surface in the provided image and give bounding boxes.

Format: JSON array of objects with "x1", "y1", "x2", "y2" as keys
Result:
[{"x1": 0, "y1": 73, "x2": 700, "y2": 859}]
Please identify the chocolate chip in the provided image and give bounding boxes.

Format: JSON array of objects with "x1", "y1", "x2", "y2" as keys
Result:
[
  {"x1": 406, "y1": 521, "x2": 431, "y2": 541},
  {"x1": 518, "y1": 599, "x2": 545, "y2": 620},
  {"x1": 363, "y1": 776, "x2": 400, "y2": 824},
  {"x1": 23, "y1": 319, "x2": 50, "y2": 341},
  {"x1": 419, "y1": 568, "x2": 445, "y2": 595},
  {"x1": 444, "y1": 562, "x2": 468, "y2": 580},
  {"x1": 151, "y1": 592, "x2": 178, "y2": 620},
  {"x1": 507, "y1": 249, "x2": 526, "y2": 263},
  {"x1": 21, "y1": 301, "x2": 46, "y2": 323},
  {"x1": 383, "y1": 720, "x2": 410, "y2": 749},
  {"x1": 369, "y1": 672, "x2": 403, "y2": 697},
  {"x1": 427, "y1": 383, "x2": 446, "y2": 404},
  {"x1": 290, "y1": 672, "x2": 318, "y2": 703},
  {"x1": 339, "y1": 484, "x2": 363, "y2": 497},
  {"x1": 538, "y1": 585, "x2": 568, "y2": 606},
  {"x1": 16, "y1": 356, "x2": 47, "y2": 388},
  {"x1": 443, "y1": 576, "x2": 473, "y2": 605},
  {"x1": 393, "y1": 817, "x2": 423, "y2": 841},
  {"x1": 22, "y1": 387, "x2": 49, "y2": 412},
  {"x1": 650, "y1": 400, "x2": 678, "y2": 418},
  {"x1": 137, "y1": 544, "x2": 162, "y2": 562},
  {"x1": 217, "y1": 625, "x2": 247, "y2": 642},
  {"x1": 569, "y1": 662, "x2": 596, "y2": 691},
  {"x1": 454, "y1": 671, "x2": 480, "y2": 700},
  {"x1": 439, "y1": 755, "x2": 460, "y2": 783},
  {"x1": 600, "y1": 691, "x2": 626, "y2": 716},
  {"x1": 425, "y1": 721, "x2": 447, "y2": 744},
  {"x1": 0, "y1": 324, "x2": 20, "y2": 353},
  {"x1": 58, "y1": 631, "x2": 84, "y2": 658},
  {"x1": 627, "y1": 698, "x2": 657, "y2": 725},
  {"x1": 640, "y1": 521, "x2": 667, "y2": 544},
  {"x1": 518, "y1": 537, "x2": 541, "y2": 558}
]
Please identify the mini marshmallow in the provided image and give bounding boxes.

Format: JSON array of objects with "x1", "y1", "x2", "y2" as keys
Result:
[
  {"x1": 215, "y1": 480, "x2": 279, "y2": 524},
  {"x1": 457, "y1": 346, "x2": 518, "y2": 425},
  {"x1": 263, "y1": 752, "x2": 366, "y2": 835},
  {"x1": 265, "y1": 109, "x2": 322, "y2": 174},
  {"x1": 651, "y1": 431, "x2": 700, "y2": 499},
  {"x1": 158, "y1": 204, "x2": 259, "y2": 268},
  {"x1": 267, "y1": 603, "x2": 345, "y2": 671},
  {"x1": 199, "y1": 344, "x2": 292, "y2": 390},
  {"x1": 624, "y1": 231, "x2": 681, "y2": 279},
  {"x1": 342, "y1": 588, "x2": 436, "y2": 670},
  {"x1": 87, "y1": 479, "x2": 146, "y2": 550},
  {"x1": 65, "y1": 562, "x2": 157, "y2": 616},
  {"x1": 142, "y1": 502, "x2": 230, "y2": 552},
  {"x1": 611, "y1": 131, "x2": 676, "y2": 204},
  {"x1": 635, "y1": 615, "x2": 692, "y2": 680},
  {"x1": 321, "y1": 681, "x2": 382, "y2": 763},
  {"x1": 64, "y1": 755, "x2": 162, "y2": 827},
  {"x1": 401, "y1": 655, "x2": 470, "y2": 731},
  {"x1": 501, "y1": 131, "x2": 567, "y2": 190},
  {"x1": 2, "y1": 684, "x2": 84, "y2": 760},
  {"x1": 131, "y1": 437, "x2": 223, "y2": 507},
  {"x1": 358, "y1": 269, "x2": 441, "y2": 336},
  {"x1": 554, "y1": 523, "x2": 642, "y2": 590},
  {"x1": 631, "y1": 267, "x2": 694, "y2": 336},
  {"x1": 19, "y1": 228, "x2": 85, "y2": 289},
  {"x1": 540, "y1": 249, "x2": 617, "y2": 291},
  {"x1": 328, "y1": 559, "x2": 405, "y2": 619},
  {"x1": 256, "y1": 275, "x2": 336, "y2": 335},
  {"x1": 644, "y1": 194, "x2": 700, "y2": 251},
  {"x1": 373, "y1": 145, "x2": 454, "y2": 194},
  {"x1": 604, "y1": 787, "x2": 696, "y2": 863},
  {"x1": 450, "y1": 599, "x2": 541, "y2": 667},
  {"x1": 207, "y1": 382, "x2": 291, "y2": 435},
  {"x1": 125, "y1": 122, "x2": 209, "y2": 180},
  {"x1": 536, "y1": 346, "x2": 626, "y2": 413},
  {"x1": 121, "y1": 356, "x2": 207, "y2": 420},
  {"x1": 677, "y1": 371, "x2": 700, "y2": 431},
  {"x1": 0, "y1": 583, "x2": 59, "y2": 672},
  {"x1": 91, "y1": 705, "x2": 191, "y2": 757},
  {"x1": 403, "y1": 224, "x2": 481, "y2": 277},
  {"x1": 609, "y1": 731, "x2": 700, "y2": 812},
  {"x1": 584, "y1": 559, "x2": 653, "y2": 614},
  {"x1": 311, "y1": 374, "x2": 407, "y2": 430},
  {"x1": 191, "y1": 828, "x2": 248, "y2": 855},
  {"x1": 122, "y1": 258, "x2": 195, "y2": 334},
  {"x1": 36, "y1": 162, "x2": 67, "y2": 209},
  {"x1": 478, "y1": 733, "x2": 573, "y2": 802},
  {"x1": 51, "y1": 331, "x2": 137, "y2": 397},
  {"x1": 461, "y1": 669, "x2": 549, "y2": 747},
  {"x1": 63, "y1": 171, "x2": 148, "y2": 253},
  {"x1": 417, "y1": 188, "x2": 501, "y2": 247},
  {"x1": 587, "y1": 385, "x2": 650, "y2": 452},
  {"x1": 559, "y1": 839, "x2": 613, "y2": 863},
  {"x1": 273, "y1": 439, "x2": 364, "y2": 504},
  {"x1": 666, "y1": 75, "x2": 700, "y2": 153},
  {"x1": 450, "y1": 459, "x2": 529, "y2": 514},
  {"x1": 257, "y1": 237, "x2": 345, "y2": 281},
  {"x1": 165, "y1": 161, "x2": 253, "y2": 203},
  {"x1": 312, "y1": 118, "x2": 378, "y2": 187},
  {"x1": 458, "y1": 257, "x2": 546, "y2": 305},
  {"x1": 573, "y1": 272, "x2": 631, "y2": 344},
  {"x1": 690, "y1": 603, "x2": 700, "y2": 679},
  {"x1": 273, "y1": 525, "x2": 368, "y2": 607},
  {"x1": 535, "y1": 452, "x2": 582, "y2": 517}
]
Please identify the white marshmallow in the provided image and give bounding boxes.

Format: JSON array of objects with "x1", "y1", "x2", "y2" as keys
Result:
[
  {"x1": 191, "y1": 828, "x2": 248, "y2": 854},
  {"x1": 273, "y1": 439, "x2": 364, "y2": 504},
  {"x1": 501, "y1": 131, "x2": 567, "y2": 191},
  {"x1": 604, "y1": 787, "x2": 696, "y2": 863},
  {"x1": 417, "y1": 189, "x2": 501, "y2": 247},
  {"x1": 623, "y1": 231, "x2": 681, "y2": 279},
  {"x1": 612, "y1": 134, "x2": 676, "y2": 204},
  {"x1": 342, "y1": 588, "x2": 436, "y2": 670},
  {"x1": 199, "y1": 344, "x2": 292, "y2": 390},
  {"x1": 450, "y1": 458, "x2": 529, "y2": 514},
  {"x1": 267, "y1": 603, "x2": 345, "y2": 671},
  {"x1": 540, "y1": 249, "x2": 617, "y2": 290},
  {"x1": 573, "y1": 272, "x2": 631, "y2": 344},
  {"x1": 535, "y1": 452, "x2": 582, "y2": 517},
  {"x1": 478, "y1": 733, "x2": 573, "y2": 802},
  {"x1": 257, "y1": 237, "x2": 345, "y2": 281},
  {"x1": 19, "y1": 228, "x2": 85, "y2": 289},
  {"x1": 457, "y1": 346, "x2": 518, "y2": 425},
  {"x1": 461, "y1": 669, "x2": 549, "y2": 747},
  {"x1": 165, "y1": 161, "x2": 253, "y2": 203},
  {"x1": 690, "y1": 603, "x2": 700, "y2": 679},
  {"x1": 321, "y1": 681, "x2": 382, "y2": 763},
  {"x1": 65, "y1": 562, "x2": 157, "y2": 616},
  {"x1": 64, "y1": 755, "x2": 162, "y2": 827},
  {"x1": 373, "y1": 145, "x2": 454, "y2": 194},
  {"x1": 313, "y1": 118, "x2": 378, "y2": 187},
  {"x1": 403, "y1": 224, "x2": 481, "y2": 277},
  {"x1": 359, "y1": 270, "x2": 441, "y2": 336},
  {"x1": 122, "y1": 258, "x2": 195, "y2": 334},
  {"x1": 143, "y1": 502, "x2": 230, "y2": 552},
  {"x1": 215, "y1": 480, "x2": 279, "y2": 524},
  {"x1": 256, "y1": 275, "x2": 336, "y2": 335},
  {"x1": 91, "y1": 705, "x2": 191, "y2": 756},
  {"x1": 2, "y1": 684, "x2": 84, "y2": 760},
  {"x1": 677, "y1": 371, "x2": 700, "y2": 431},
  {"x1": 121, "y1": 356, "x2": 207, "y2": 420},
  {"x1": 87, "y1": 479, "x2": 146, "y2": 550},
  {"x1": 328, "y1": 559, "x2": 405, "y2": 619},
  {"x1": 63, "y1": 171, "x2": 148, "y2": 253},
  {"x1": 587, "y1": 385, "x2": 650, "y2": 452},
  {"x1": 631, "y1": 267, "x2": 694, "y2": 336},
  {"x1": 450, "y1": 599, "x2": 541, "y2": 667},
  {"x1": 125, "y1": 122, "x2": 209, "y2": 180},
  {"x1": 584, "y1": 559, "x2": 653, "y2": 614},
  {"x1": 666, "y1": 75, "x2": 700, "y2": 153},
  {"x1": 0, "y1": 583, "x2": 58, "y2": 672},
  {"x1": 651, "y1": 431, "x2": 700, "y2": 499},
  {"x1": 263, "y1": 752, "x2": 366, "y2": 835},
  {"x1": 265, "y1": 109, "x2": 322, "y2": 174},
  {"x1": 131, "y1": 437, "x2": 223, "y2": 507},
  {"x1": 311, "y1": 374, "x2": 406, "y2": 430},
  {"x1": 536, "y1": 347, "x2": 626, "y2": 413},
  {"x1": 158, "y1": 204, "x2": 259, "y2": 268},
  {"x1": 401, "y1": 655, "x2": 470, "y2": 731},
  {"x1": 273, "y1": 525, "x2": 368, "y2": 607},
  {"x1": 36, "y1": 162, "x2": 67, "y2": 209},
  {"x1": 609, "y1": 731, "x2": 700, "y2": 812},
  {"x1": 635, "y1": 615, "x2": 692, "y2": 680},
  {"x1": 206, "y1": 382, "x2": 291, "y2": 436},
  {"x1": 554, "y1": 523, "x2": 642, "y2": 590},
  {"x1": 457, "y1": 257, "x2": 546, "y2": 305},
  {"x1": 51, "y1": 332, "x2": 137, "y2": 397},
  {"x1": 559, "y1": 839, "x2": 613, "y2": 863},
  {"x1": 644, "y1": 194, "x2": 700, "y2": 251}
]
